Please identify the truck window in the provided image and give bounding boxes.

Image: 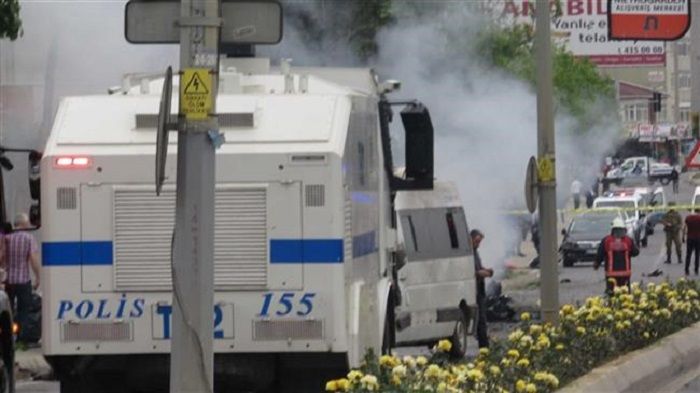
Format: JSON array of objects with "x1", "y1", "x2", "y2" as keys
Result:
[{"x1": 445, "y1": 212, "x2": 459, "y2": 249}]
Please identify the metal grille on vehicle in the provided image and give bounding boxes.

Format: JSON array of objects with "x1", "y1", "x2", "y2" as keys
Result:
[
  {"x1": 61, "y1": 321, "x2": 132, "y2": 342},
  {"x1": 252, "y1": 320, "x2": 324, "y2": 341},
  {"x1": 113, "y1": 185, "x2": 268, "y2": 291},
  {"x1": 57, "y1": 187, "x2": 77, "y2": 210},
  {"x1": 136, "y1": 113, "x2": 254, "y2": 129},
  {"x1": 305, "y1": 184, "x2": 325, "y2": 207}
]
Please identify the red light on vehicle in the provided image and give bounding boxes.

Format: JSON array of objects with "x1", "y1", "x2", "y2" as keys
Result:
[
  {"x1": 72, "y1": 157, "x2": 90, "y2": 167},
  {"x1": 56, "y1": 157, "x2": 73, "y2": 167},
  {"x1": 54, "y1": 156, "x2": 91, "y2": 168}
]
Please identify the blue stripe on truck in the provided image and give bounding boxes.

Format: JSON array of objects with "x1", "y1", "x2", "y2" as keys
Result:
[
  {"x1": 43, "y1": 236, "x2": 368, "y2": 266},
  {"x1": 269, "y1": 239, "x2": 344, "y2": 264},
  {"x1": 42, "y1": 241, "x2": 113, "y2": 266}
]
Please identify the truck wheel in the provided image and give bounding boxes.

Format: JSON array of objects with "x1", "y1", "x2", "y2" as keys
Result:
[
  {"x1": 449, "y1": 310, "x2": 468, "y2": 359},
  {"x1": 563, "y1": 257, "x2": 574, "y2": 267},
  {"x1": 660, "y1": 178, "x2": 670, "y2": 185},
  {"x1": 641, "y1": 237, "x2": 648, "y2": 247}
]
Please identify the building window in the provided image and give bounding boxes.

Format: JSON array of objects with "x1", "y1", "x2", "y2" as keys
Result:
[
  {"x1": 677, "y1": 41, "x2": 689, "y2": 56},
  {"x1": 624, "y1": 103, "x2": 649, "y2": 122},
  {"x1": 679, "y1": 72, "x2": 691, "y2": 88},
  {"x1": 681, "y1": 108, "x2": 690, "y2": 122}
]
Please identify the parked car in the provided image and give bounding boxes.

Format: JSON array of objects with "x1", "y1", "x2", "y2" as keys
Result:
[
  {"x1": 603, "y1": 156, "x2": 674, "y2": 186},
  {"x1": 560, "y1": 209, "x2": 627, "y2": 267}
]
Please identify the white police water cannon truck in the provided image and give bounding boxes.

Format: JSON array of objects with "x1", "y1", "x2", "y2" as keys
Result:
[{"x1": 37, "y1": 9, "x2": 477, "y2": 393}]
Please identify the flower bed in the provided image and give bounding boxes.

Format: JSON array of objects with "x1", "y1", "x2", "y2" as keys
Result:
[{"x1": 326, "y1": 279, "x2": 700, "y2": 392}]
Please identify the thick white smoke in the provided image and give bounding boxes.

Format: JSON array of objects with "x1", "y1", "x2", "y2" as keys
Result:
[{"x1": 373, "y1": 7, "x2": 620, "y2": 274}]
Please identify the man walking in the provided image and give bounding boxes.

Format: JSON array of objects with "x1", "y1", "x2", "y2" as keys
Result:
[
  {"x1": 4, "y1": 213, "x2": 40, "y2": 343},
  {"x1": 571, "y1": 178, "x2": 582, "y2": 210},
  {"x1": 595, "y1": 218, "x2": 639, "y2": 294},
  {"x1": 470, "y1": 229, "x2": 493, "y2": 348},
  {"x1": 684, "y1": 209, "x2": 700, "y2": 275},
  {"x1": 662, "y1": 203, "x2": 683, "y2": 264}
]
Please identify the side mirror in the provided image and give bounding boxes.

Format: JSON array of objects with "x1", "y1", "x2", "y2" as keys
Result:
[
  {"x1": 561, "y1": 229, "x2": 567, "y2": 236},
  {"x1": 401, "y1": 103, "x2": 434, "y2": 190},
  {"x1": 29, "y1": 203, "x2": 40, "y2": 227}
]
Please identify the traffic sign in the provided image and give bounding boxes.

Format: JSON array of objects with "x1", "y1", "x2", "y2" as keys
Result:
[
  {"x1": 686, "y1": 140, "x2": 700, "y2": 169},
  {"x1": 525, "y1": 156, "x2": 539, "y2": 214},
  {"x1": 608, "y1": 0, "x2": 690, "y2": 41},
  {"x1": 180, "y1": 68, "x2": 212, "y2": 120},
  {"x1": 156, "y1": 66, "x2": 175, "y2": 196}
]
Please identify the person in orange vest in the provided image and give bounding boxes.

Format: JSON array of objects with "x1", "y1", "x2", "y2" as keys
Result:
[{"x1": 594, "y1": 218, "x2": 639, "y2": 294}]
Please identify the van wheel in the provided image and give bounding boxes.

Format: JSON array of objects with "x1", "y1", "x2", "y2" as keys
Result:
[
  {"x1": 449, "y1": 310, "x2": 468, "y2": 359},
  {"x1": 641, "y1": 237, "x2": 648, "y2": 247},
  {"x1": 660, "y1": 178, "x2": 670, "y2": 185},
  {"x1": 563, "y1": 257, "x2": 574, "y2": 267}
]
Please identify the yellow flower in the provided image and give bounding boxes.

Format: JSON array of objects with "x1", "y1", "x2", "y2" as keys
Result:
[
  {"x1": 560, "y1": 304, "x2": 575, "y2": 315},
  {"x1": 520, "y1": 312, "x2": 531, "y2": 321},
  {"x1": 325, "y1": 380, "x2": 338, "y2": 392},
  {"x1": 519, "y1": 335, "x2": 534, "y2": 348},
  {"x1": 379, "y1": 355, "x2": 398, "y2": 368},
  {"x1": 347, "y1": 370, "x2": 363, "y2": 382},
  {"x1": 529, "y1": 324, "x2": 542, "y2": 335},
  {"x1": 501, "y1": 358, "x2": 511, "y2": 367},
  {"x1": 615, "y1": 322, "x2": 625, "y2": 331},
  {"x1": 516, "y1": 379, "x2": 527, "y2": 392},
  {"x1": 507, "y1": 349, "x2": 520, "y2": 358},
  {"x1": 437, "y1": 382, "x2": 448, "y2": 393},
  {"x1": 336, "y1": 379, "x2": 350, "y2": 392},
  {"x1": 576, "y1": 326, "x2": 586, "y2": 335},
  {"x1": 466, "y1": 369, "x2": 484, "y2": 381},
  {"x1": 424, "y1": 364, "x2": 442, "y2": 379},
  {"x1": 643, "y1": 332, "x2": 650, "y2": 339},
  {"x1": 516, "y1": 358, "x2": 530, "y2": 368},
  {"x1": 509, "y1": 329, "x2": 524, "y2": 342},
  {"x1": 360, "y1": 374, "x2": 379, "y2": 391},
  {"x1": 479, "y1": 347, "x2": 490, "y2": 356},
  {"x1": 526, "y1": 382, "x2": 537, "y2": 393},
  {"x1": 489, "y1": 365, "x2": 501, "y2": 376},
  {"x1": 436, "y1": 339, "x2": 452, "y2": 353},
  {"x1": 555, "y1": 343, "x2": 565, "y2": 351},
  {"x1": 416, "y1": 356, "x2": 428, "y2": 367},
  {"x1": 392, "y1": 365, "x2": 407, "y2": 378},
  {"x1": 391, "y1": 375, "x2": 401, "y2": 386}
]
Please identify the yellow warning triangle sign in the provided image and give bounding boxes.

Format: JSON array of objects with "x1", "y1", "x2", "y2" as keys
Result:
[{"x1": 183, "y1": 72, "x2": 209, "y2": 94}]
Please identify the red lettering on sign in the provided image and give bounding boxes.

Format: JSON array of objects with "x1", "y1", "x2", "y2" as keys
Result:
[{"x1": 568, "y1": 0, "x2": 584, "y2": 16}]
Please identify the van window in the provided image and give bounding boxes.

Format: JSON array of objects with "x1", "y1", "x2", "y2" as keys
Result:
[{"x1": 445, "y1": 212, "x2": 459, "y2": 249}]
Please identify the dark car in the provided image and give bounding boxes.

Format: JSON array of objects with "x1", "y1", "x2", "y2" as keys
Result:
[{"x1": 560, "y1": 210, "x2": 624, "y2": 267}]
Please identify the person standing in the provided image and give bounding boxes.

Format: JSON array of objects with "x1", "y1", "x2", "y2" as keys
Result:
[
  {"x1": 684, "y1": 209, "x2": 700, "y2": 275},
  {"x1": 595, "y1": 218, "x2": 639, "y2": 294},
  {"x1": 671, "y1": 167, "x2": 679, "y2": 194},
  {"x1": 661, "y1": 203, "x2": 683, "y2": 264},
  {"x1": 3, "y1": 213, "x2": 40, "y2": 343},
  {"x1": 571, "y1": 179, "x2": 582, "y2": 210},
  {"x1": 470, "y1": 229, "x2": 493, "y2": 348}
]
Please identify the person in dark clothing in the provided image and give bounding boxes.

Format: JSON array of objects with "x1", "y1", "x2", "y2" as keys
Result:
[
  {"x1": 470, "y1": 229, "x2": 493, "y2": 348},
  {"x1": 683, "y1": 210, "x2": 700, "y2": 275},
  {"x1": 595, "y1": 218, "x2": 639, "y2": 294},
  {"x1": 671, "y1": 168, "x2": 679, "y2": 194}
]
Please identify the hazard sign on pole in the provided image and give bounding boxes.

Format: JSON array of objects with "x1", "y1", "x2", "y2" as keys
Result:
[
  {"x1": 180, "y1": 68, "x2": 212, "y2": 120},
  {"x1": 608, "y1": 0, "x2": 691, "y2": 41},
  {"x1": 686, "y1": 141, "x2": 700, "y2": 169}
]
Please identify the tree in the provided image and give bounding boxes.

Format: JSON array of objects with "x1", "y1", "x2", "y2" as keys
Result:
[
  {"x1": 0, "y1": 0, "x2": 21, "y2": 40},
  {"x1": 475, "y1": 23, "x2": 616, "y2": 126}
]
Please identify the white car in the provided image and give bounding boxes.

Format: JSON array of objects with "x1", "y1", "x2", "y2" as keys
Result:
[
  {"x1": 592, "y1": 192, "x2": 646, "y2": 246},
  {"x1": 693, "y1": 186, "x2": 700, "y2": 207}
]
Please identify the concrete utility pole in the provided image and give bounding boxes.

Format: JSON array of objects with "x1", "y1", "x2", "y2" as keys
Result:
[
  {"x1": 171, "y1": 0, "x2": 219, "y2": 392},
  {"x1": 535, "y1": 0, "x2": 559, "y2": 324},
  {"x1": 692, "y1": 0, "x2": 700, "y2": 138}
]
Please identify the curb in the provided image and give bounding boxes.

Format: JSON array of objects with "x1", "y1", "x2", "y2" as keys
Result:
[
  {"x1": 559, "y1": 321, "x2": 700, "y2": 392},
  {"x1": 15, "y1": 347, "x2": 51, "y2": 380}
]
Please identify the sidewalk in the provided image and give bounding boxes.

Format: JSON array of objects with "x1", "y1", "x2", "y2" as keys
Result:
[{"x1": 14, "y1": 347, "x2": 51, "y2": 381}]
